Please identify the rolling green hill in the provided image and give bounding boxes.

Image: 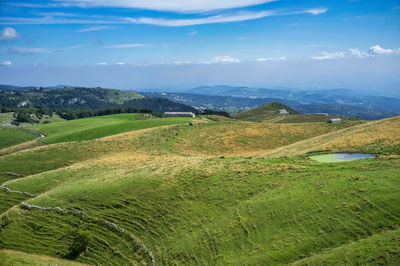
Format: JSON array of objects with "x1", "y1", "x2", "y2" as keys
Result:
[
  {"x1": 25, "y1": 113, "x2": 192, "y2": 144},
  {"x1": 0, "y1": 127, "x2": 38, "y2": 149},
  {"x1": 0, "y1": 114, "x2": 399, "y2": 265}
]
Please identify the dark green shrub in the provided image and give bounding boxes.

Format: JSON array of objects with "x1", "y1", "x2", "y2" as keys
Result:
[{"x1": 65, "y1": 230, "x2": 92, "y2": 259}]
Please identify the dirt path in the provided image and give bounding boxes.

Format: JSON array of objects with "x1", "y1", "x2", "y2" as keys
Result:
[{"x1": 18, "y1": 126, "x2": 46, "y2": 139}]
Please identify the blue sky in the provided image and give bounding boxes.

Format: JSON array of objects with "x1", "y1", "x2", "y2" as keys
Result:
[{"x1": 0, "y1": 0, "x2": 399, "y2": 91}]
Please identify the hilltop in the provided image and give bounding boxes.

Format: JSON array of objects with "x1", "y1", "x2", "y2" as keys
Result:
[
  {"x1": 0, "y1": 112, "x2": 399, "y2": 265},
  {"x1": 232, "y1": 102, "x2": 299, "y2": 122}
]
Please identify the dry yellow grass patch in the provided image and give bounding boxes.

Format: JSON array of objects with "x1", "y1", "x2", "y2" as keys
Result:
[
  {"x1": 170, "y1": 121, "x2": 352, "y2": 156},
  {"x1": 0, "y1": 139, "x2": 44, "y2": 156},
  {"x1": 263, "y1": 116, "x2": 400, "y2": 158},
  {"x1": 0, "y1": 249, "x2": 89, "y2": 266}
]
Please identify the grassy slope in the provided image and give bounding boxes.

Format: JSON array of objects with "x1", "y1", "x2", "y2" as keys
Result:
[
  {"x1": 26, "y1": 113, "x2": 192, "y2": 144},
  {"x1": 0, "y1": 120, "x2": 399, "y2": 265},
  {"x1": 232, "y1": 102, "x2": 299, "y2": 122},
  {"x1": 169, "y1": 120, "x2": 359, "y2": 156},
  {"x1": 0, "y1": 113, "x2": 13, "y2": 125},
  {"x1": 263, "y1": 115, "x2": 400, "y2": 158},
  {"x1": 0, "y1": 127, "x2": 37, "y2": 149},
  {"x1": 0, "y1": 249, "x2": 88, "y2": 266},
  {"x1": 291, "y1": 228, "x2": 400, "y2": 265}
]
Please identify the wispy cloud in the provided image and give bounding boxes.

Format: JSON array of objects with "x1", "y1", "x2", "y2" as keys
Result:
[
  {"x1": 210, "y1": 56, "x2": 240, "y2": 63},
  {"x1": 8, "y1": 47, "x2": 50, "y2": 55},
  {"x1": 0, "y1": 27, "x2": 19, "y2": 41},
  {"x1": 188, "y1": 30, "x2": 198, "y2": 36},
  {"x1": 311, "y1": 45, "x2": 400, "y2": 60},
  {"x1": 77, "y1": 25, "x2": 113, "y2": 32},
  {"x1": 303, "y1": 8, "x2": 328, "y2": 15},
  {"x1": 256, "y1": 57, "x2": 287, "y2": 62},
  {"x1": 1, "y1": 7, "x2": 328, "y2": 27},
  {"x1": 311, "y1": 51, "x2": 346, "y2": 60},
  {"x1": 127, "y1": 8, "x2": 327, "y2": 27},
  {"x1": 129, "y1": 11, "x2": 274, "y2": 27},
  {"x1": 38, "y1": 12, "x2": 77, "y2": 17},
  {"x1": 51, "y1": 0, "x2": 277, "y2": 13},
  {"x1": 1, "y1": 61, "x2": 12, "y2": 66},
  {"x1": 104, "y1": 43, "x2": 150, "y2": 49}
]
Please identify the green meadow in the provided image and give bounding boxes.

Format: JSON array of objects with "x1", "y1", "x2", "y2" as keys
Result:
[
  {"x1": 0, "y1": 127, "x2": 37, "y2": 149},
  {"x1": 26, "y1": 113, "x2": 192, "y2": 144},
  {"x1": 0, "y1": 114, "x2": 399, "y2": 265}
]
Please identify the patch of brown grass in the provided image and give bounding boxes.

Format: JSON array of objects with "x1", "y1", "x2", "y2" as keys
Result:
[
  {"x1": 263, "y1": 116, "x2": 400, "y2": 157},
  {"x1": 170, "y1": 121, "x2": 354, "y2": 156}
]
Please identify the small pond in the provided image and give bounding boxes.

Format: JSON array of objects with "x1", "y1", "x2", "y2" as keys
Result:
[{"x1": 310, "y1": 153, "x2": 374, "y2": 163}]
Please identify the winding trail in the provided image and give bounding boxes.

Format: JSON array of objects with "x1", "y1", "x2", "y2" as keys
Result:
[
  {"x1": 1, "y1": 172, "x2": 155, "y2": 265},
  {"x1": 18, "y1": 127, "x2": 46, "y2": 139}
]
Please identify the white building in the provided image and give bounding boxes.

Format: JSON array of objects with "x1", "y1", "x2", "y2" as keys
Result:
[
  {"x1": 277, "y1": 109, "x2": 289, "y2": 115},
  {"x1": 327, "y1": 118, "x2": 342, "y2": 123},
  {"x1": 164, "y1": 112, "x2": 195, "y2": 118}
]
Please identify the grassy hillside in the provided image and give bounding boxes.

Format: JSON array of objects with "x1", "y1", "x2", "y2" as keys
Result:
[
  {"x1": 0, "y1": 115, "x2": 399, "y2": 264},
  {"x1": 232, "y1": 102, "x2": 299, "y2": 121},
  {"x1": 263, "y1": 115, "x2": 400, "y2": 158},
  {"x1": 26, "y1": 113, "x2": 192, "y2": 144},
  {"x1": 0, "y1": 127, "x2": 37, "y2": 149},
  {"x1": 169, "y1": 120, "x2": 360, "y2": 156}
]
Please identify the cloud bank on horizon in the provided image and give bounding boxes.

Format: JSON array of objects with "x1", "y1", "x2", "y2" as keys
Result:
[{"x1": 0, "y1": 0, "x2": 399, "y2": 90}]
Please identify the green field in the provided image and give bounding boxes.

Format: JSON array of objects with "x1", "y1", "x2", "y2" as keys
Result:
[
  {"x1": 0, "y1": 127, "x2": 38, "y2": 149},
  {"x1": 0, "y1": 113, "x2": 399, "y2": 265},
  {"x1": 26, "y1": 113, "x2": 192, "y2": 144}
]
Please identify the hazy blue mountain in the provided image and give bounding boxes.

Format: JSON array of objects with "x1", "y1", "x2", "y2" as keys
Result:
[{"x1": 142, "y1": 91, "x2": 399, "y2": 120}]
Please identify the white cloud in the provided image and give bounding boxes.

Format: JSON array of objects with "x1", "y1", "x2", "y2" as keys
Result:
[
  {"x1": 311, "y1": 51, "x2": 346, "y2": 60},
  {"x1": 116, "y1": 62, "x2": 126, "y2": 65},
  {"x1": 77, "y1": 25, "x2": 112, "y2": 32},
  {"x1": 211, "y1": 56, "x2": 240, "y2": 63},
  {"x1": 311, "y1": 45, "x2": 400, "y2": 61},
  {"x1": 1, "y1": 7, "x2": 328, "y2": 27},
  {"x1": 0, "y1": 27, "x2": 19, "y2": 41},
  {"x1": 257, "y1": 56, "x2": 287, "y2": 62},
  {"x1": 54, "y1": 0, "x2": 276, "y2": 13},
  {"x1": 8, "y1": 47, "x2": 50, "y2": 55},
  {"x1": 368, "y1": 45, "x2": 400, "y2": 55},
  {"x1": 104, "y1": 43, "x2": 150, "y2": 48},
  {"x1": 38, "y1": 12, "x2": 77, "y2": 17},
  {"x1": 1, "y1": 61, "x2": 12, "y2": 66},
  {"x1": 304, "y1": 8, "x2": 328, "y2": 15},
  {"x1": 348, "y1": 48, "x2": 363, "y2": 57},
  {"x1": 128, "y1": 11, "x2": 274, "y2": 27},
  {"x1": 188, "y1": 30, "x2": 198, "y2": 36},
  {"x1": 97, "y1": 62, "x2": 107, "y2": 65},
  {"x1": 127, "y1": 8, "x2": 327, "y2": 27}
]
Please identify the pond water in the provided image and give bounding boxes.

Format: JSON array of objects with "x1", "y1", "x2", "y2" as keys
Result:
[{"x1": 310, "y1": 153, "x2": 374, "y2": 163}]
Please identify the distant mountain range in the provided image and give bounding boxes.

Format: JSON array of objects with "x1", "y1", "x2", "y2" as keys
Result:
[
  {"x1": 142, "y1": 85, "x2": 400, "y2": 120},
  {"x1": 2, "y1": 84, "x2": 399, "y2": 120}
]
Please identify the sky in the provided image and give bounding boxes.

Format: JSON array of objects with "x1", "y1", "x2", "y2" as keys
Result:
[{"x1": 0, "y1": 0, "x2": 399, "y2": 92}]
